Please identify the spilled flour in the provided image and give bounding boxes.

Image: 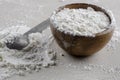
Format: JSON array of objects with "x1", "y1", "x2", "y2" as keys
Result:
[
  {"x1": 0, "y1": 25, "x2": 56, "y2": 80},
  {"x1": 0, "y1": 22, "x2": 119, "y2": 80}
]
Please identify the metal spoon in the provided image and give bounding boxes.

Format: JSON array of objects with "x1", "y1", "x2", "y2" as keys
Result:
[{"x1": 5, "y1": 18, "x2": 50, "y2": 50}]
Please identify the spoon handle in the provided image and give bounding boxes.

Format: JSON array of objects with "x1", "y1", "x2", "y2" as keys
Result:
[{"x1": 24, "y1": 18, "x2": 50, "y2": 36}]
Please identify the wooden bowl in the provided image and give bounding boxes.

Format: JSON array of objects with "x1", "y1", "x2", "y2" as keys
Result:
[{"x1": 50, "y1": 3, "x2": 114, "y2": 56}]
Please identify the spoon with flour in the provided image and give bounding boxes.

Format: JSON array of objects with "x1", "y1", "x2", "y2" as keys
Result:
[{"x1": 5, "y1": 18, "x2": 50, "y2": 50}]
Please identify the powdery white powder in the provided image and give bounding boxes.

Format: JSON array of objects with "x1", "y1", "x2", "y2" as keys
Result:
[
  {"x1": 0, "y1": 25, "x2": 56, "y2": 80},
  {"x1": 0, "y1": 24, "x2": 119, "y2": 80},
  {"x1": 0, "y1": 12, "x2": 118, "y2": 80},
  {"x1": 0, "y1": 25, "x2": 30, "y2": 44},
  {"x1": 50, "y1": 7, "x2": 110, "y2": 37}
]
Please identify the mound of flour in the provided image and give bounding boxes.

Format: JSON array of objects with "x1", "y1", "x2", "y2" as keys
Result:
[
  {"x1": 50, "y1": 7, "x2": 110, "y2": 37},
  {"x1": 0, "y1": 25, "x2": 56, "y2": 80}
]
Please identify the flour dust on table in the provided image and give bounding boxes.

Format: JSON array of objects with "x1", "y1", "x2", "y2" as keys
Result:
[
  {"x1": 0, "y1": 23, "x2": 119, "y2": 80},
  {"x1": 0, "y1": 25, "x2": 57, "y2": 80}
]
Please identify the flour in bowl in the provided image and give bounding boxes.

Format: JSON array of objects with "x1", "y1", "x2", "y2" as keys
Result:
[{"x1": 50, "y1": 7, "x2": 110, "y2": 37}]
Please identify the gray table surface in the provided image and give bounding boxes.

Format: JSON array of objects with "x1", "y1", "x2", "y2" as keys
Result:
[{"x1": 0, "y1": 0, "x2": 119, "y2": 80}]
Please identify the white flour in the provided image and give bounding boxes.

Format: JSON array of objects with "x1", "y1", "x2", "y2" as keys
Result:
[
  {"x1": 0, "y1": 25, "x2": 56, "y2": 80},
  {"x1": 0, "y1": 24, "x2": 119, "y2": 80},
  {"x1": 50, "y1": 7, "x2": 110, "y2": 37},
  {"x1": 0, "y1": 15, "x2": 118, "y2": 80}
]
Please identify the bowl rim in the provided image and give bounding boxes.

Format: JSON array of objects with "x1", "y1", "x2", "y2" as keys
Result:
[{"x1": 50, "y1": 3, "x2": 115, "y2": 37}]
